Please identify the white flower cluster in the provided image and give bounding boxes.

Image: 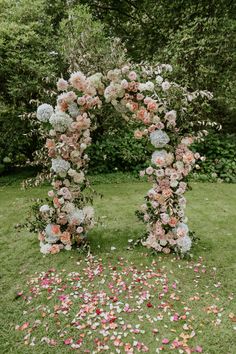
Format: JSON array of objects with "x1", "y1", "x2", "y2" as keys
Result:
[
  {"x1": 36, "y1": 104, "x2": 54, "y2": 122},
  {"x1": 104, "y1": 83, "x2": 125, "y2": 103},
  {"x1": 39, "y1": 205, "x2": 50, "y2": 213},
  {"x1": 49, "y1": 112, "x2": 73, "y2": 132},
  {"x1": 176, "y1": 235, "x2": 192, "y2": 253},
  {"x1": 176, "y1": 222, "x2": 189, "y2": 237},
  {"x1": 45, "y1": 224, "x2": 60, "y2": 243},
  {"x1": 150, "y1": 130, "x2": 170, "y2": 148},
  {"x1": 138, "y1": 81, "x2": 155, "y2": 92},
  {"x1": 68, "y1": 103, "x2": 80, "y2": 118},
  {"x1": 51, "y1": 158, "x2": 70, "y2": 174},
  {"x1": 69, "y1": 209, "x2": 85, "y2": 225},
  {"x1": 151, "y1": 150, "x2": 173, "y2": 167},
  {"x1": 40, "y1": 242, "x2": 52, "y2": 254},
  {"x1": 83, "y1": 206, "x2": 94, "y2": 219},
  {"x1": 88, "y1": 73, "x2": 104, "y2": 90}
]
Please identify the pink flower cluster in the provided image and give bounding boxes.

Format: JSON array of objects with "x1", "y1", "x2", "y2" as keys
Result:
[
  {"x1": 36, "y1": 71, "x2": 103, "y2": 254},
  {"x1": 104, "y1": 66, "x2": 203, "y2": 254}
]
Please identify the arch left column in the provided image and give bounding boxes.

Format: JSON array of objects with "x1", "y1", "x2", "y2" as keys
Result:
[{"x1": 35, "y1": 72, "x2": 103, "y2": 254}]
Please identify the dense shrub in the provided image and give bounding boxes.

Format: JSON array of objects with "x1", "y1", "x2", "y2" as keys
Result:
[
  {"x1": 192, "y1": 133, "x2": 236, "y2": 183},
  {"x1": 0, "y1": 0, "x2": 63, "y2": 172},
  {"x1": 0, "y1": 1, "x2": 127, "y2": 173},
  {"x1": 88, "y1": 128, "x2": 150, "y2": 174},
  {"x1": 88, "y1": 130, "x2": 236, "y2": 184}
]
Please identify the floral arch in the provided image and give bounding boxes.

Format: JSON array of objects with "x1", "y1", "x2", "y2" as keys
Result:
[{"x1": 35, "y1": 63, "x2": 210, "y2": 256}]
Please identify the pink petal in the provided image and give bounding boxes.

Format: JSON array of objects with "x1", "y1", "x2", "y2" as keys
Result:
[
  {"x1": 162, "y1": 338, "x2": 169, "y2": 344},
  {"x1": 195, "y1": 346, "x2": 203, "y2": 352}
]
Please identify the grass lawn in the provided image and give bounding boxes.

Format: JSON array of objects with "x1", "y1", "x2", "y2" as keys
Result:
[{"x1": 0, "y1": 174, "x2": 235, "y2": 353}]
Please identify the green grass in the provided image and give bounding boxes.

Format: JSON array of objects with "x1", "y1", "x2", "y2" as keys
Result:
[{"x1": 0, "y1": 174, "x2": 235, "y2": 353}]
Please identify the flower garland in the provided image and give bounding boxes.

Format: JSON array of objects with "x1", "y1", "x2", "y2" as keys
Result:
[
  {"x1": 103, "y1": 64, "x2": 209, "y2": 255},
  {"x1": 35, "y1": 64, "x2": 210, "y2": 255},
  {"x1": 35, "y1": 72, "x2": 103, "y2": 254}
]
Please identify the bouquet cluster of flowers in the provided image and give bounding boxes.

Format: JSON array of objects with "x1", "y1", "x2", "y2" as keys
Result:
[
  {"x1": 35, "y1": 72, "x2": 104, "y2": 254},
  {"x1": 35, "y1": 63, "x2": 211, "y2": 255},
  {"x1": 103, "y1": 64, "x2": 209, "y2": 255}
]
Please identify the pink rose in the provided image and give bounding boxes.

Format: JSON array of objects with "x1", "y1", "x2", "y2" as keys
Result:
[{"x1": 128, "y1": 71, "x2": 137, "y2": 80}]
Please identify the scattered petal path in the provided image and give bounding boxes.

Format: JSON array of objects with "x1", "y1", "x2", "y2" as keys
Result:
[{"x1": 15, "y1": 255, "x2": 235, "y2": 353}]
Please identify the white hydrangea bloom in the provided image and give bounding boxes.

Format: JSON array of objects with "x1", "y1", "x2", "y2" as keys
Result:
[
  {"x1": 87, "y1": 72, "x2": 103, "y2": 89},
  {"x1": 145, "y1": 81, "x2": 155, "y2": 91},
  {"x1": 165, "y1": 64, "x2": 173, "y2": 72},
  {"x1": 104, "y1": 83, "x2": 125, "y2": 102},
  {"x1": 49, "y1": 112, "x2": 73, "y2": 132},
  {"x1": 161, "y1": 81, "x2": 171, "y2": 91},
  {"x1": 61, "y1": 202, "x2": 75, "y2": 214},
  {"x1": 68, "y1": 103, "x2": 80, "y2": 118},
  {"x1": 39, "y1": 205, "x2": 50, "y2": 213},
  {"x1": 138, "y1": 81, "x2": 155, "y2": 92},
  {"x1": 68, "y1": 209, "x2": 85, "y2": 225},
  {"x1": 176, "y1": 222, "x2": 189, "y2": 237},
  {"x1": 45, "y1": 224, "x2": 60, "y2": 243},
  {"x1": 83, "y1": 206, "x2": 94, "y2": 219},
  {"x1": 37, "y1": 104, "x2": 54, "y2": 122},
  {"x1": 40, "y1": 242, "x2": 51, "y2": 254},
  {"x1": 51, "y1": 158, "x2": 70, "y2": 174},
  {"x1": 150, "y1": 130, "x2": 170, "y2": 148},
  {"x1": 176, "y1": 235, "x2": 192, "y2": 253},
  {"x1": 156, "y1": 75, "x2": 163, "y2": 84},
  {"x1": 151, "y1": 150, "x2": 168, "y2": 166},
  {"x1": 165, "y1": 110, "x2": 177, "y2": 121}
]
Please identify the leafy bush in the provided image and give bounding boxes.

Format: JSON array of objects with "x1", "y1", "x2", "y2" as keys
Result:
[
  {"x1": 157, "y1": 16, "x2": 236, "y2": 131},
  {"x1": 0, "y1": 1, "x2": 127, "y2": 172},
  {"x1": 192, "y1": 133, "x2": 236, "y2": 183},
  {"x1": 88, "y1": 128, "x2": 150, "y2": 173},
  {"x1": 0, "y1": 0, "x2": 63, "y2": 171}
]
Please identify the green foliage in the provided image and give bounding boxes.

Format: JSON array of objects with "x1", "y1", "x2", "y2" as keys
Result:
[
  {"x1": 59, "y1": 4, "x2": 127, "y2": 74},
  {"x1": 1, "y1": 0, "x2": 235, "y2": 178},
  {"x1": 192, "y1": 133, "x2": 236, "y2": 183},
  {"x1": 88, "y1": 128, "x2": 150, "y2": 173},
  {"x1": 157, "y1": 16, "x2": 236, "y2": 130},
  {"x1": 0, "y1": 0, "x2": 127, "y2": 172},
  {"x1": 82, "y1": 0, "x2": 236, "y2": 130},
  {"x1": 0, "y1": 0, "x2": 63, "y2": 169}
]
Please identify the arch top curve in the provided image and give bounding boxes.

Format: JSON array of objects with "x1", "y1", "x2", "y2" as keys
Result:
[{"x1": 35, "y1": 63, "x2": 211, "y2": 256}]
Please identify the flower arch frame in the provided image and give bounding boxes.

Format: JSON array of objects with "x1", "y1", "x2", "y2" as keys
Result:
[{"x1": 34, "y1": 63, "x2": 211, "y2": 256}]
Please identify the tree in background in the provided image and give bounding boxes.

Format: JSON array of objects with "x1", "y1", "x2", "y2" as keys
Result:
[
  {"x1": 0, "y1": 0, "x2": 127, "y2": 172},
  {"x1": 80, "y1": 0, "x2": 236, "y2": 131},
  {"x1": 0, "y1": 0, "x2": 64, "y2": 170},
  {"x1": 0, "y1": 0, "x2": 235, "y2": 178}
]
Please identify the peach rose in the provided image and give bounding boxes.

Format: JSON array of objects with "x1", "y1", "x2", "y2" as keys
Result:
[
  {"x1": 38, "y1": 232, "x2": 45, "y2": 241},
  {"x1": 46, "y1": 139, "x2": 55, "y2": 148},
  {"x1": 147, "y1": 101, "x2": 158, "y2": 112},
  {"x1": 50, "y1": 244, "x2": 60, "y2": 254},
  {"x1": 169, "y1": 217, "x2": 178, "y2": 227},
  {"x1": 53, "y1": 197, "x2": 61, "y2": 208},
  {"x1": 51, "y1": 224, "x2": 60, "y2": 235},
  {"x1": 60, "y1": 231, "x2": 71, "y2": 245},
  {"x1": 134, "y1": 130, "x2": 143, "y2": 139}
]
